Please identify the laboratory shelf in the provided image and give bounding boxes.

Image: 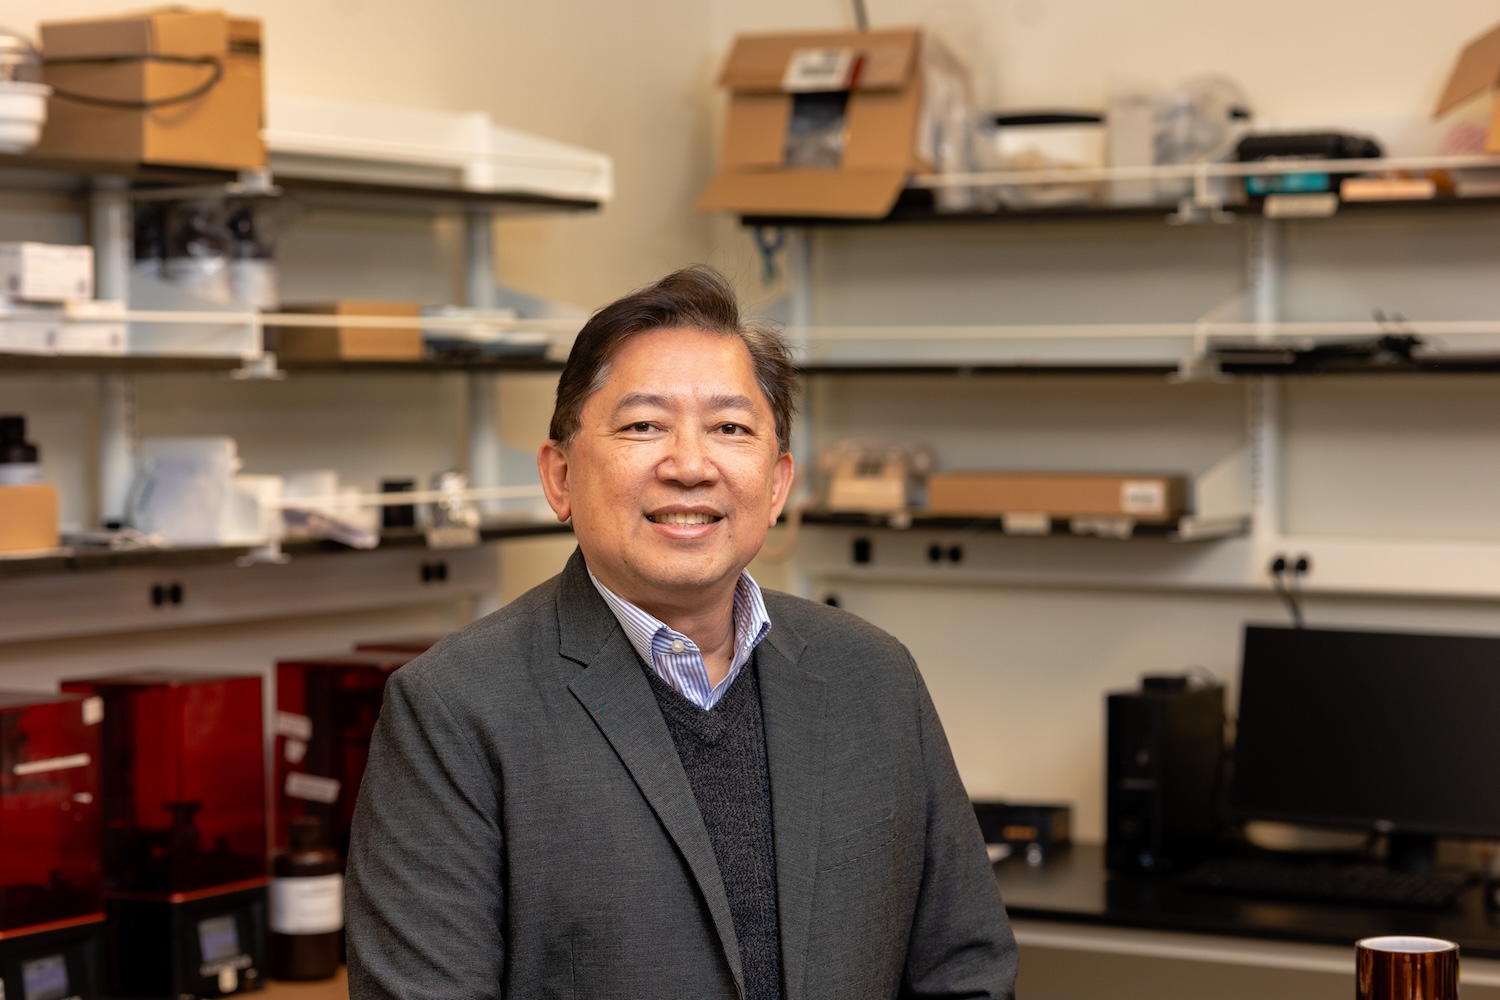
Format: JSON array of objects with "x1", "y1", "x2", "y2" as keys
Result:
[
  {"x1": 0, "y1": 521, "x2": 572, "y2": 578},
  {"x1": 0, "y1": 353, "x2": 246, "y2": 373},
  {"x1": 743, "y1": 189, "x2": 1500, "y2": 228},
  {"x1": 272, "y1": 174, "x2": 603, "y2": 213},
  {"x1": 276, "y1": 354, "x2": 566, "y2": 374},
  {"x1": 800, "y1": 509, "x2": 1248, "y2": 542},
  {"x1": 0, "y1": 153, "x2": 239, "y2": 191}
]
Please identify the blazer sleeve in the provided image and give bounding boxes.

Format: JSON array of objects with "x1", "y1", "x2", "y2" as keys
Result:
[
  {"x1": 346, "y1": 667, "x2": 505, "y2": 1000},
  {"x1": 901, "y1": 663, "x2": 1020, "y2": 1000}
]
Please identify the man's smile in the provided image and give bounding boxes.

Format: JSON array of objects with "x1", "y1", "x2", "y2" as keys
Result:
[{"x1": 647, "y1": 511, "x2": 723, "y2": 525}]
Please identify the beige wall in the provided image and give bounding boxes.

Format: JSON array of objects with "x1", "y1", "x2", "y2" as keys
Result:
[{"x1": 7, "y1": 0, "x2": 1500, "y2": 841}]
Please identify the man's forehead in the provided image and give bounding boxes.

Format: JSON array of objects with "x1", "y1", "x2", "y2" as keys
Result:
[{"x1": 588, "y1": 328, "x2": 767, "y2": 407}]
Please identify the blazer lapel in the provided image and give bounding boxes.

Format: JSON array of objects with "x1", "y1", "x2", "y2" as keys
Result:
[
  {"x1": 558, "y1": 551, "x2": 745, "y2": 997},
  {"x1": 757, "y1": 619, "x2": 824, "y2": 1000}
]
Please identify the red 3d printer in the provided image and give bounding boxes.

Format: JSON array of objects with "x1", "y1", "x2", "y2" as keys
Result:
[
  {"x1": 0, "y1": 691, "x2": 104, "y2": 1000},
  {"x1": 60, "y1": 673, "x2": 266, "y2": 999}
]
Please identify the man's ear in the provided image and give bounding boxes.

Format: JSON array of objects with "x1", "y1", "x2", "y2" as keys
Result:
[
  {"x1": 766, "y1": 451, "x2": 794, "y2": 527},
  {"x1": 537, "y1": 440, "x2": 572, "y2": 522}
]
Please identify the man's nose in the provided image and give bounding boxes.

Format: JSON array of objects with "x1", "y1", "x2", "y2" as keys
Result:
[{"x1": 660, "y1": 429, "x2": 717, "y2": 486}]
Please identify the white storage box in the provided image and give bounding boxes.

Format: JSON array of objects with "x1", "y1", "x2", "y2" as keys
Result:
[
  {"x1": 0, "y1": 299, "x2": 125, "y2": 355},
  {"x1": 0, "y1": 242, "x2": 93, "y2": 303}
]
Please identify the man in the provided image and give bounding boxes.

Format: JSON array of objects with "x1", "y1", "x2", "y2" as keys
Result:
[{"x1": 346, "y1": 266, "x2": 1018, "y2": 999}]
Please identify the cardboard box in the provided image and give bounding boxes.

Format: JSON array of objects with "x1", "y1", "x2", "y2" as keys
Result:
[
  {"x1": 0, "y1": 243, "x2": 94, "y2": 302},
  {"x1": 1435, "y1": 20, "x2": 1500, "y2": 152},
  {"x1": 0, "y1": 483, "x2": 60, "y2": 553},
  {"x1": 34, "y1": 8, "x2": 264, "y2": 171},
  {"x1": 274, "y1": 301, "x2": 424, "y2": 361},
  {"x1": 696, "y1": 28, "x2": 931, "y2": 218},
  {"x1": 925, "y1": 472, "x2": 1188, "y2": 524}
]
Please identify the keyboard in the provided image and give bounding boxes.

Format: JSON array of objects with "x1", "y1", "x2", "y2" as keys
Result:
[{"x1": 1178, "y1": 856, "x2": 1476, "y2": 910}]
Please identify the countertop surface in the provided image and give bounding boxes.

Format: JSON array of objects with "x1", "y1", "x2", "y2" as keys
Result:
[{"x1": 993, "y1": 843, "x2": 1500, "y2": 959}]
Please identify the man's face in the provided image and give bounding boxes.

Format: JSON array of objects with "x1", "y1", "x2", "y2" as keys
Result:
[{"x1": 538, "y1": 327, "x2": 794, "y2": 616}]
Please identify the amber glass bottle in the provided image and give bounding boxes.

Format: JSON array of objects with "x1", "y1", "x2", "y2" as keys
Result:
[{"x1": 269, "y1": 816, "x2": 343, "y2": 980}]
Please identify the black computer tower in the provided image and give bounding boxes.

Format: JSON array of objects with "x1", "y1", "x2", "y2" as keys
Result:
[{"x1": 1105, "y1": 677, "x2": 1225, "y2": 874}]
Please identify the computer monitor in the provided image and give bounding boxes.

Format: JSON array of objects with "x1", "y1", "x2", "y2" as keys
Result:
[{"x1": 1230, "y1": 624, "x2": 1500, "y2": 871}]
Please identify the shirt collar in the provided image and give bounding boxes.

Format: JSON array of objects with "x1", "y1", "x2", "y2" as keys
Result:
[{"x1": 586, "y1": 565, "x2": 772, "y2": 708}]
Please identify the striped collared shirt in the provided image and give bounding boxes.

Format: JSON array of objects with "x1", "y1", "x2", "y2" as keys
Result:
[{"x1": 587, "y1": 566, "x2": 772, "y2": 710}]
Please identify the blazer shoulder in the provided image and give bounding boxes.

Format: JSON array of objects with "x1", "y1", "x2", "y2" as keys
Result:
[
  {"x1": 762, "y1": 589, "x2": 916, "y2": 680},
  {"x1": 396, "y1": 573, "x2": 562, "y2": 695}
]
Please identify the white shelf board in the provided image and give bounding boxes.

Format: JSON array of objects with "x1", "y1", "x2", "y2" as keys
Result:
[
  {"x1": 787, "y1": 320, "x2": 1500, "y2": 370},
  {"x1": 0, "y1": 544, "x2": 498, "y2": 645},
  {"x1": 797, "y1": 524, "x2": 1500, "y2": 603},
  {"x1": 264, "y1": 93, "x2": 614, "y2": 204}
]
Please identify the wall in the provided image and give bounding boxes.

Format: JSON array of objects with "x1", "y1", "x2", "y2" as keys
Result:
[{"x1": 4, "y1": 0, "x2": 1500, "y2": 845}]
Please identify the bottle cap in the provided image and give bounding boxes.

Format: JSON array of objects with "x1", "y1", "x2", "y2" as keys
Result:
[
  {"x1": 0, "y1": 415, "x2": 38, "y2": 465},
  {"x1": 289, "y1": 815, "x2": 324, "y2": 852}
]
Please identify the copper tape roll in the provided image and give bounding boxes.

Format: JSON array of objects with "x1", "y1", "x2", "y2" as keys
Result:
[{"x1": 1357, "y1": 936, "x2": 1459, "y2": 1000}]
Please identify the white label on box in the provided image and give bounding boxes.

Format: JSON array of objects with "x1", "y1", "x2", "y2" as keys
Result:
[
  {"x1": 276, "y1": 711, "x2": 313, "y2": 740},
  {"x1": 1263, "y1": 193, "x2": 1338, "y2": 219},
  {"x1": 1002, "y1": 512, "x2": 1051, "y2": 535},
  {"x1": 285, "y1": 771, "x2": 341, "y2": 804},
  {"x1": 270, "y1": 874, "x2": 344, "y2": 935},
  {"x1": 82, "y1": 696, "x2": 104, "y2": 726},
  {"x1": 1121, "y1": 480, "x2": 1166, "y2": 514},
  {"x1": 283, "y1": 738, "x2": 308, "y2": 765},
  {"x1": 782, "y1": 48, "x2": 856, "y2": 92},
  {"x1": 0, "y1": 242, "x2": 94, "y2": 303},
  {"x1": 13, "y1": 753, "x2": 91, "y2": 776}
]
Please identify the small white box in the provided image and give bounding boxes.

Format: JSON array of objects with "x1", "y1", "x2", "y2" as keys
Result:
[
  {"x1": 0, "y1": 320, "x2": 58, "y2": 354},
  {"x1": 0, "y1": 242, "x2": 94, "y2": 303},
  {"x1": 54, "y1": 323, "x2": 127, "y2": 355}
]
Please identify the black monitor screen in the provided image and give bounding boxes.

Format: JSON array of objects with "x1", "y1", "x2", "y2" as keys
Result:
[{"x1": 1230, "y1": 624, "x2": 1500, "y2": 839}]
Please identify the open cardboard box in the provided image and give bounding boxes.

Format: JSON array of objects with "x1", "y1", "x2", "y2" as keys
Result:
[
  {"x1": 696, "y1": 28, "x2": 933, "y2": 218},
  {"x1": 1435, "y1": 19, "x2": 1500, "y2": 151},
  {"x1": 34, "y1": 7, "x2": 265, "y2": 171}
]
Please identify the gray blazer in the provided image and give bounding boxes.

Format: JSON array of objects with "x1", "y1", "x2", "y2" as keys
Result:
[{"x1": 347, "y1": 549, "x2": 1017, "y2": 999}]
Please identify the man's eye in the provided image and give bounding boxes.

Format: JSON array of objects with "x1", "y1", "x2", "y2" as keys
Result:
[
  {"x1": 626, "y1": 422, "x2": 654, "y2": 433},
  {"x1": 719, "y1": 423, "x2": 744, "y2": 435}
]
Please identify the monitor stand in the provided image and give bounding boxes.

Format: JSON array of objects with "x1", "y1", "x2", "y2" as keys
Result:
[{"x1": 1387, "y1": 831, "x2": 1438, "y2": 874}]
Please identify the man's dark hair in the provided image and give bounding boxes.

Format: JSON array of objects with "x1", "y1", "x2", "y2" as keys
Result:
[{"x1": 548, "y1": 266, "x2": 800, "y2": 453}]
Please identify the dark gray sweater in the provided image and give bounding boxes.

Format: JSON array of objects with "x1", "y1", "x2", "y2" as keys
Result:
[{"x1": 647, "y1": 662, "x2": 783, "y2": 1000}]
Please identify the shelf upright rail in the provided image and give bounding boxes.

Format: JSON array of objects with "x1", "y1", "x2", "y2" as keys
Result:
[
  {"x1": 1244, "y1": 215, "x2": 1283, "y2": 552},
  {"x1": 92, "y1": 175, "x2": 136, "y2": 529},
  {"x1": 463, "y1": 202, "x2": 506, "y2": 618},
  {"x1": 464, "y1": 202, "x2": 504, "y2": 516},
  {"x1": 779, "y1": 228, "x2": 820, "y2": 599}
]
